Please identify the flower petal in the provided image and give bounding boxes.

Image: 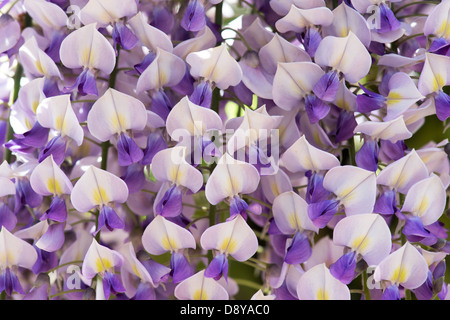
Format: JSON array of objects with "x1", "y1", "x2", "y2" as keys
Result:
[{"x1": 142, "y1": 215, "x2": 196, "y2": 255}]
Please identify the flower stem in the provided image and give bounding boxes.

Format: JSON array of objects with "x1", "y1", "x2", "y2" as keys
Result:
[
  {"x1": 3, "y1": 63, "x2": 23, "y2": 164},
  {"x1": 362, "y1": 270, "x2": 371, "y2": 300}
]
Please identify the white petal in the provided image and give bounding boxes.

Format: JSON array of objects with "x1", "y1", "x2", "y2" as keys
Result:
[
  {"x1": 59, "y1": 23, "x2": 116, "y2": 73},
  {"x1": 297, "y1": 263, "x2": 350, "y2": 300},
  {"x1": 205, "y1": 153, "x2": 260, "y2": 204},
  {"x1": 200, "y1": 215, "x2": 258, "y2": 261},
  {"x1": 0, "y1": 226, "x2": 37, "y2": 270},
  {"x1": 186, "y1": 43, "x2": 243, "y2": 90},
  {"x1": 36, "y1": 94, "x2": 84, "y2": 145},
  {"x1": 323, "y1": 166, "x2": 376, "y2": 215},
  {"x1": 30, "y1": 155, "x2": 73, "y2": 196},
  {"x1": 333, "y1": 213, "x2": 392, "y2": 265},
  {"x1": 87, "y1": 88, "x2": 147, "y2": 141},
  {"x1": 70, "y1": 166, "x2": 129, "y2": 212},
  {"x1": 142, "y1": 215, "x2": 196, "y2": 255},
  {"x1": 174, "y1": 270, "x2": 229, "y2": 300},
  {"x1": 272, "y1": 191, "x2": 318, "y2": 234}
]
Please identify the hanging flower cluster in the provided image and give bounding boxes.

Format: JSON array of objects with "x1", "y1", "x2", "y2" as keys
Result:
[{"x1": 0, "y1": 0, "x2": 449, "y2": 301}]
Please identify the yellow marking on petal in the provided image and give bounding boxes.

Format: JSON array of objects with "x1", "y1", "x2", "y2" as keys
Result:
[
  {"x1": 220, "y1": 236, "x2": 237, "y2": 254},
  {"x1": 32, "y1": 101, "x2": 39, "y2": 114},
  {"x1": 132, "y1": 264, "x2": 141, "y2": 278},
  {"x1": 288, "y1": 213, "x2": 301, "y2": 230},
  {"x1": 95, "y1": 257, "x2": 112, "y2": 272},
  {"x1": 55, "y1": 116, "x2": 64, "y2": 132},
  {"x1": 312, "y1": 131, "x2": 321, "y2": 146},
  {"x1": 316, "y1": 288, "x2": 329, "y2": 300},
  {"x1": 161, "y1": 235, "x2": 177, "y2": 251},
  {"x1": 270, "y1": 182, "x2": 280, "y2": 197},
  {"x1": 335, "y1": 98, "x2": 350, "y2": 111},
  {"x1": 25, "y1": 118, "x2": 33, "y2": 131},
  {"x1": 0, "y1": 250, "x2": 14, "y2": 266},
  {"x1": 339, "y1": 186, "x2": 355, "y2": 200},
  {"x1": 417, "y1": 196, "x2": 429, "y2": 217},
  {"x1": 437, "y1": 20, "x2": 450, "y2": 38},
  {"x1": 159, "y1": 71, "x2": 167, "y2": 87},
  {"x1": 339, "y1": 27, "x2": 348, "y2": 37},
  {"x1": 35, "y1": 61, "x2": 45, "y2": 75},
  {"x1": 81, "y1": 47, "x2": 96, "y2": 68},
  {"x1": 432, "y1": 74, "x2": 446, "y2": 92},
  {"x1": 386, "y1": 91, "x2": 402, "y2": 105},
  {"x1": 93, "y1": 186, "x2": 108, "y2": 205},
  {"x1": 193, "y1": 289, "x2": 208, "y2": 300},
  {"x1": 169, "y1": 167, "x2": 184, "y2": 185},
  {"x1": 352, "y1": 236, "x2": 370, "y2": 253},
  {"x1": 111, "y1": 113, "x2": 126, "y2": 133},
  {"x1": 47, "y1": 178, "x2": 62, "y2": 195},
  {"x1": 392, "y1": 266, "x2": 408, "y2": 284}
]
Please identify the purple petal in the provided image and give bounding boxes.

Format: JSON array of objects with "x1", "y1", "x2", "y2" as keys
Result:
[
  {"x1": 335, "y1": 110, "x2": 358, "y2": 143},
  {"x1": 117, "y1": 133, "x2": 144, "y2": 167},
  {"x1": 103, "y1": 271, "x2": 126, "y2": 300},
  {"x1": 150, "y1": 6, "x2": 174, "y2": 34},
  {"x1": 355, "y1": 139, "x2": 379, "y2": 172},
  {"x1": 413, "y1": 271, "x2": 433, "y2": 300},
  {"x1": 0, "y1": 203, "x2": 17, "y2": 231},
  {"x1": 301, "y1": 28, "x2": 322, "y2": 57},
  {"x1": 382, "y1": 284, "x2": 400, "y2": 300},
  {"x1": 13, "y1": 122, "x2": 50, "y2": 148},
  {"x1": 63, "y1": 69, "x2": 98, "y2": 96},
  {"x1": 380, "y1": 139, "x2": 406, "y2": 161},
  {"x1": 434, "y1": 90, "x2": 450, "y2": 121},
  {"x1": 284, "y1": 231, "x2": 312, "y2": 265},
  {"x1": 141, "y1": 132, "x2": 167, "y2": 165},
  {"x1": 155, "y1": 184, "x2": 182, "y2": 218},
  {"x1": 23, "y1": 284, "x2": 50, "y2": 300},
  {"x1": 97, "y1": 206, "x2": 125, "y2": 231},
  {"x1": 233, "y1": 81, "x2": 254, "y2": 107},
  {"x1": 43, "y1": 77, "x2": 61, "y2": 97},
  {"x1": 329, "y1": 251, "x2": 357, "y2": 284},
  {"x1": 307, "y1": 200, "x2": 339, "y2": 229},
  {"x1": 121, "y1": 163, "x2": 145, "y2": 194},
  {"x1": 141, "y1": 259, "x2": 171, "y2": 285},
  {"x1": 44, "y1": 196, "x2": 67, "y2": 222},
  {"x1": 304, "y1": 95, "x2": 330, "y2": 124},
  {"x1": 170, "y1": 252, "x2": 193, "y2": 283},
  {"x1": 132, "y1": 52, "x2": 156, "y2": 75},
  {"x1": 356, "y1": 87, "x2": 386, "y2": 113},
  {"x1": 38, "y1": 135, "x2": 66, "y2": 165},
  {"x1": 313, "y1": 71, "x2": 340, "y2": 102},
  {"x1": 189, "y1": 81, "x2": 213, "y2": 108},
  {"x1": 229, "y1": 196, "x2": 248, "y2": 220},
  {"x1": 134, "y1": 282, "x2": 156, "y2": 300},
  {"x1": 45, "y1": 30, "x2": 66, "y2": 63},
  {"x1": 181, "y1": 0, "x2": 206, "y2": 32},
  {"x1": 112, "y1": 22, "x2": 138, "y2": 50},
  {"x1": 204, "y1": 253, "x2": 229, "y2": 282},
  {"x1": 37, "y1": 222, "x2": 65, "y2": 252},
  {"x1": 305, "y1": 171, "x2": 331, "y2": 204},
  {"x1": 32, "y1": 246, "x2": 58, "y2": 274},
  {"x1": 15, "y1": 178, "x2": 43, "y2": 210},
  {"x1": 403, "y1": 216, "x2": 432, "y2": 239},
  {"x1": 267, "y1": 218, "x2": 283, "y2": 235},
  {"x1": 374, "y1": 189, "x2": 398, "y2": 215},
  {"x1": 377, "y1": 4, "x2": 401, "y2": 34},
  {"x1": 429, "y1": 38, "x2": 450, "y2": 55},
  {"x1": 0, "y1": 268, "x2": 24, "y2": 296},
  {"x1": 151, "y1": 90, "x2": 172, "y2": 120},
  {"x1": 433, "y1": 260, "x2": 446, "y2": 280},
  {"x1": 172, "y1": 65, "x2": 195, "y2": 96}
]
